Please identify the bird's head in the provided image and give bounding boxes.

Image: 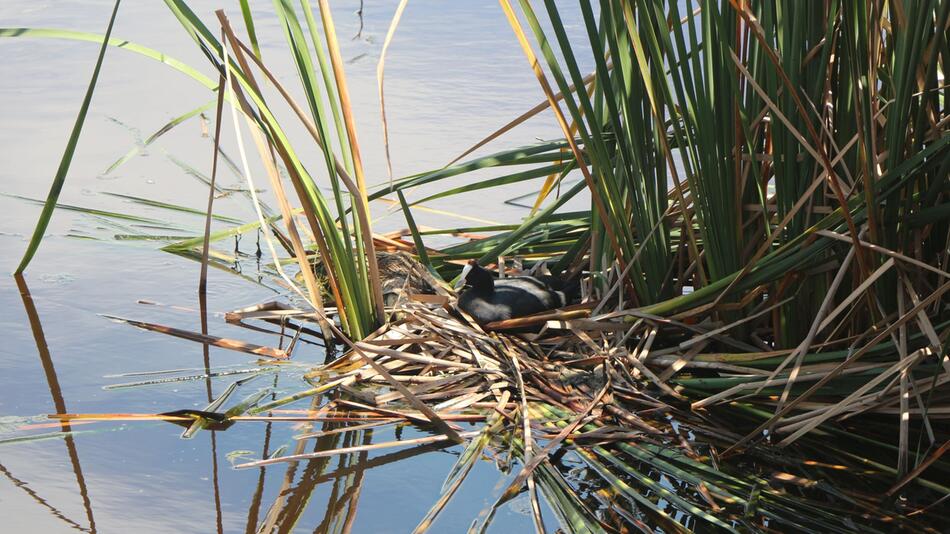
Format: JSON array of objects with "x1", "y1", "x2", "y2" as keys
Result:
[{"x1": 454, "y1": 259, "x2": 493, "y2": 292}]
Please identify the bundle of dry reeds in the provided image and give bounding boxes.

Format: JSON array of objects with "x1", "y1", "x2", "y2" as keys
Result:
[{"x1": 147, "y1": 263, "x2": 940, "y2": 532}]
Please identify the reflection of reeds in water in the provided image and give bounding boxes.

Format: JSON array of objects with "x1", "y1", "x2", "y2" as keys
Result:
[
  {"x1": 0, "y1": 462, "x2": 90, "y2": 532},
  {"x1": 14, "y1": 274, "x2": 97, "y2": 533},
  {"x1": 9, "y1": 275, "x2": 373, "y2": 533},
  {"x1": 243, "y1": 374, "x2": 277, "y2": 534},
  {"x1": 254, "y1": 394, "x2": 372, "y2": 534},
  {"x1": 200, "y1": 290, "x2": 225, "y2": 534}
]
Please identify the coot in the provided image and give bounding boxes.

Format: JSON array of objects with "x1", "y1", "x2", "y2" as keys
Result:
[{"x1": 454, "y1": 260, "x2": 571, "y2": 324}]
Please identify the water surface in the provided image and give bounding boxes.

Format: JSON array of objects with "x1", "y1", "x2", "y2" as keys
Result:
[{"x1": 0, "y1": 2, "x2": 592, "y2": 531}]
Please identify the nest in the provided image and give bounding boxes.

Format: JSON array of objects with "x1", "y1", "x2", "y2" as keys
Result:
[
  {"x1": 81, "y1": 256, "x2": 947, "y2": 531},
  {"x1": 210, "y1": 283, "x2": 934, "y2": 532}
]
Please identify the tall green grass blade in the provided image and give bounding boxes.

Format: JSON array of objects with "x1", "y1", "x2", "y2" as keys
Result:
[
  {"x1": 15, "y1": 0, "x2": 123, "y2": 273},
  {"x1": 0, "y1": 27, "x2": 216, "y2": 90},
  {"x1": 368, "y1": 141, "x2": 572, "y2": 200},
  {"x1": 300, "y1": 0, "x2": 353, "y2": 173},
  {"x1": 396, "y1": 191, "x2": 435, "y2": 275},
  {"x1": 410, "y1": 163, "x2": 573, "y2": 207},
  {"x1": 238, "y1": 0, "x2": 262, "y2": 60}
]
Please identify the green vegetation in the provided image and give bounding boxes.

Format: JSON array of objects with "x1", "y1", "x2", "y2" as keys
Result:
[{"x1": 5, "y1": 0, "x2": 948, "y2": 531}]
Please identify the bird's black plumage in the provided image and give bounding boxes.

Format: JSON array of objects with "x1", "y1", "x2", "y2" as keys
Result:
[{"x1": 455, "y1": 260, "x2": 571, "y2": 325}]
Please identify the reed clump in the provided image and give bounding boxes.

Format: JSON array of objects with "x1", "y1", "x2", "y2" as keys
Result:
[{"x1": 8, "y1": 0, "x2": 949, "y2": 531}]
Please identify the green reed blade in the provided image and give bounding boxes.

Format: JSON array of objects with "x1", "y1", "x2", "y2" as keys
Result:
[{"x1": 15, "y1": 0, "x2": 123, "y2": 273}]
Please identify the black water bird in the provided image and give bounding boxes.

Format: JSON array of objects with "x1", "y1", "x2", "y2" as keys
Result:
[{"x1": 454, "y1": 260, "x2": 574, "y2": 325}]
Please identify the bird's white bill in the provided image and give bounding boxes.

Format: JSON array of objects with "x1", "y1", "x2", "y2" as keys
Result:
[{"x1": 454, "y1": 263, "x2": 473, "y2": 290}]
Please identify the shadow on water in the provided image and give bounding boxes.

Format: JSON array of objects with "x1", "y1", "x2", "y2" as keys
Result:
[
  {"x1": 199, "y1": 289, "x2": 225, "y2": 534},
  {"x1": 244, "y1": 374, "x2": 277, "y2": 534},
  {"x1": 313, "y1": 429, "x2": 370, "y2": 534},
  {"x1": 254, "y1": 394, "x2": 371, "y2": 534},
  {"x1": 12, "y1": 274, "x2": 97, "y2": 533}
]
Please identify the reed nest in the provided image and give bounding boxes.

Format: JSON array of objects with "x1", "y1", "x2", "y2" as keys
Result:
[
  {"x1": 54, "y1": 239, "x2": 947, "y2": 531},
  {"x1": 163, "y1": 255, "x2": 942, "y2": 533}
]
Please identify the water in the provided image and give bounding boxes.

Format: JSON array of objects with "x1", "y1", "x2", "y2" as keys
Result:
[{"x1": 0, "y1": 1, "x2": 593, "y2": 531}]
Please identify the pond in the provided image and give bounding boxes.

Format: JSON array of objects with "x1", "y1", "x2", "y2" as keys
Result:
[
  {"x1": 0, "y1": 1, "x2": 594, "y2": 532},
  {"x1": 5, "y1": 2, "x2": 947, "y2": 533}
]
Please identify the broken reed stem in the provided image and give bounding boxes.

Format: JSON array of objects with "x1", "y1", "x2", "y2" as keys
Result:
[{"x1": 198, "y1": 33, "x2": 227, "y2": 296}]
